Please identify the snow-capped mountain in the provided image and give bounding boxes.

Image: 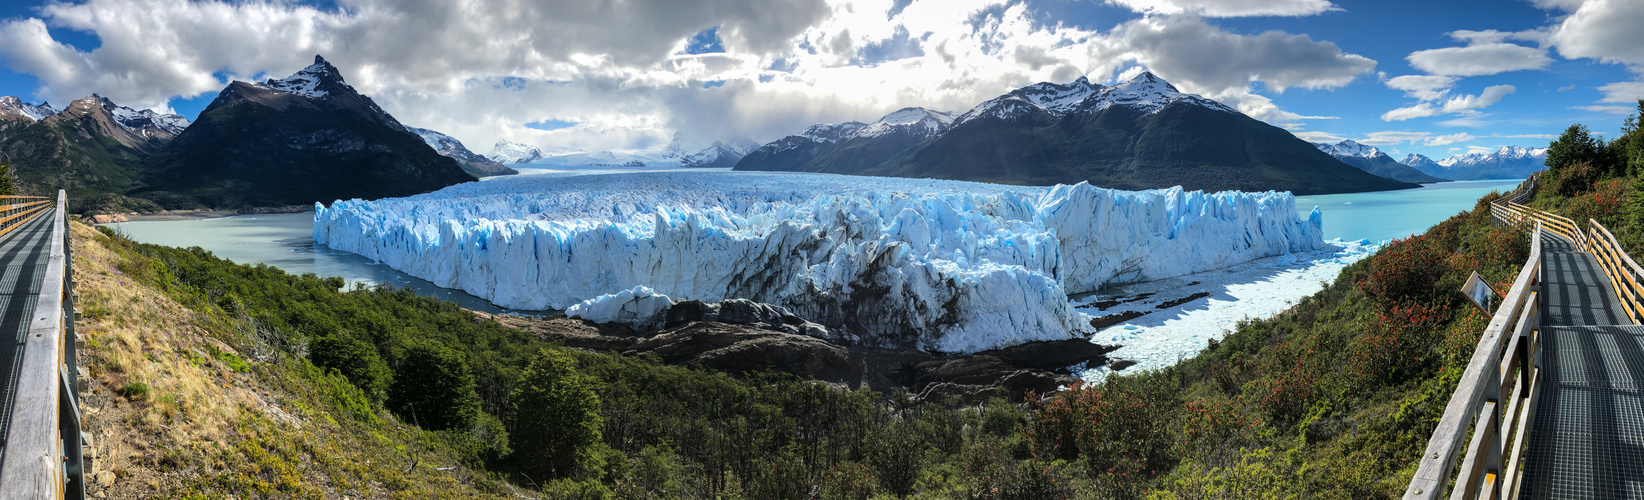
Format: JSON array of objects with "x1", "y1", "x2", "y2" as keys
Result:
[
  {"x1": 678, "y1": 138, "x2": 761, "y2": 168},
  {"x1": 140, "y1": 54, "x2": 474, "y2": 207},
  {"x1": 1438, "y1": 146, "x2": 1548, "y2": 168},
  {"x1": 1314, "y1": 140, "x2": 1382, "y2": 159},
  {"x1": 1311, "y1": 140, "x2": 1446, "y2": 183},
  {"x1": 1403, "y1": 146, "x2": 1548, "y2": 180},
  {"x1": 852, "y1": 107, "x2": 955, "y2": 139},
  {"x1": 731, "y1": 121, "x2": 868, "y2": 172},
  {"x1": 0, "y1": 96, "x2": 57, "y2": 122},
  {"x1": 411, "y1": 128, "x2": 517, "y2": 177},
  {"x1": 1398, "y1": 154, "x2": 1442, "y2": 171},
  {"x1": 799, "y1": 121, "x2": 869, "y2": 143},
  {"x1": 739, "y1": 72, "x2": 1412, "y2": 195},
  {"x1": 263, "y1": 59, "x2": 336, "y2": 99},
  {"x1": 952, "y1": 72, "x2": 1235, "y2": 127},
  {"x1": 488, "y1": 140, "x2": 547, "y2": 164},
  {"x1": 88, "y1": 95, "x2": 191, "y2": 138}
]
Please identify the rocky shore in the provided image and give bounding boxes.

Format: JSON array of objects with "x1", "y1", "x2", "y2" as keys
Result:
[{"x1": 478, "y1": 299, "x2": 1120, "y2": 404}]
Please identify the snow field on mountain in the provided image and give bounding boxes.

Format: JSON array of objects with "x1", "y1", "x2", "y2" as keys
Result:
[{"x1": 314, "y1": 170, "x2": 1326, "y2": 353}]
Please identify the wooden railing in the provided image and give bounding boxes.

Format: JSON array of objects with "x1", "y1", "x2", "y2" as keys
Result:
[
  {"x1": 0, "y1": 196, "x2": 52, "y2": 239},
  {"x1": 1406, "y1": 221, "x2": 1542, "y2": 500},
  {"x1": 1492, "y1": 193, "x2": 1644, "y2": 326},
  {"x1": 0, "y1": 191, "x2": 85, "y2": 499},
  {"x1": 1584, "y1": 220, "x2": 1644, "y2": 325}
]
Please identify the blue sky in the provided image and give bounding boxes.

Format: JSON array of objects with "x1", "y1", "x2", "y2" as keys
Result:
[{"x1": 0, "y1": 0, "x2": 1639, "y2": 160}]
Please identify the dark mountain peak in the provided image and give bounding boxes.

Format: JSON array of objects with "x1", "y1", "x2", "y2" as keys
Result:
[{"x1": 264, "y1": 54, "x2": 351, "y2": 99}]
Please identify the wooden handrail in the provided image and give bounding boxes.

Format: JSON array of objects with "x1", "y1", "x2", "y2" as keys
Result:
[
  {"x1": 1585, "y1": 220, "x2": 1644, "y2": 325},
  {"x1": 1407, "y1": 222, "x2": 1542, "y2": 499},
  {"x1": 0, "y1": 190, "x2": 84, "y2": 499}
]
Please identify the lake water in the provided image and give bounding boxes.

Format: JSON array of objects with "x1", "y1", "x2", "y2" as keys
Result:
[
  {"x1": 102, "y1": 178, "x2": 1523, "y2": 313},
  {"x1": 103, "y1": 213, "x2": 522, "y2": 314},
  {"x1": 1296, "y1": 179, "x2": 1523, "y2": 242}
]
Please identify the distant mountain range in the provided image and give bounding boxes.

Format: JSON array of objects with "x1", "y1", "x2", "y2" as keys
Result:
[
  {"x1": 735, "y1": 73, "x2": 1416, "y2": 195},
  {"x1": 0, "y1": 56, "x2": 520, "y2": 212},
  {"x1": 1311, "y1": 140, "x2": 1447, "y2": 183},
  {"x1": 412, "y1": 128, "x2": 516, "y2": 177},
  {"x1": 0, "y1": 94, "x2": 191, "y2": 209},
  {"x1": 1399, "y1": 146, "x2": 1548, "y2": 180},
  {"x1": 487, "y1": 133, "x2": 760, "y2": 169}
]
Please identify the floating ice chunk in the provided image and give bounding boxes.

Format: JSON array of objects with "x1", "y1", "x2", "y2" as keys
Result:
[{"x1": 565, "y1": 286, "x2": 674, "y2": 331}]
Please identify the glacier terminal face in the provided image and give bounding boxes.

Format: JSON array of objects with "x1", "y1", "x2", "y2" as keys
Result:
[{"x1": 314, "y1": 171, "x2": 1324, "y2": 353}]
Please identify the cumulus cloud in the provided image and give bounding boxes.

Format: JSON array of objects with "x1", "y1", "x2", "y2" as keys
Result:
[
  {"x1": 1385, "y1": 75, "x2": 1456, "y2": 101},
  {"x1": 1538, "y1": 0, "x2": 1644, "y2": 68},
  {"x1": 1598, "y1": 81, "x2": 1644, "y2": 103},
  {"x1": 1381, "y1": 85, "x2": 1514, "y2": 121},
  {"x1": 1289, "y1": 130, "x2": 1345, "y2": 143},
  {"x1": 1574, "y1": 105, "x2": 1636, "y2": 114},
  {"x1": 0, "y1": 0, "x2": 1377, "y2": 152},
  {"x1": 1406, "y1": 43, "x2": 1551, "y2": 77},
  {"x1": 1093, "y1": 15, "x2": 1374, "y2": 95},
  {"x1": 1426, "y1": 132, "x2": 1474, "y2": 146},
  {"x1": 1358, "y1": 131, "x2": 1431, "y2": 146},
  {"x1": 1103, "y1": 0, "x2": 1338, "y2": 17}
]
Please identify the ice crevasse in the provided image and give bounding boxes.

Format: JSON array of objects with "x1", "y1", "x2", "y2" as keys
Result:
[{"x1": 314, "y1": 172, "x2": 1324, "y2": 353}]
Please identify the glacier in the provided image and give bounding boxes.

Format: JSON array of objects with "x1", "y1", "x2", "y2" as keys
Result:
[{"x1": 314, "y1": 171, "x2": 1325, "y2": 353}]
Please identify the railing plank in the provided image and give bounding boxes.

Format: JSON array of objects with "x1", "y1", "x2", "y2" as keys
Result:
[{"x1": 0, "y1": 192, "x2": 70, "y2": 499}]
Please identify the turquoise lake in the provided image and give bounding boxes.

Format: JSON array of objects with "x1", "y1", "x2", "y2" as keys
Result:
[
  {"x1": 103, "y1": 178, "x2": 1524, "y2": 311},
  {"x1": 1295, "y1": 179, "x2": 1523, "y2": 243}
]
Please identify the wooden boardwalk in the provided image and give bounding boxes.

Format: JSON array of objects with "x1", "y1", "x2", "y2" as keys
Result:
[
  {"x1": 1518, "y1": 233, "x2": 1644, "y2": 499},
  {"x1": 0, "y1": 213, "x2": 57, "y2": 447}
]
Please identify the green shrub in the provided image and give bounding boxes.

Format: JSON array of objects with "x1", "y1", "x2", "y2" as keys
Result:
[
  {"x1": 388, "y1": 341, "x2": 480, "y2": 431},
  {"x1": 510, "y1": 349, "x2": 603, "y2": 480},
  {"x1": 309, "y1": 332, "x2": 391, "y2": 399},
  {"x1": 120, "y1": 381, "x2": 151, "y2": 400}
]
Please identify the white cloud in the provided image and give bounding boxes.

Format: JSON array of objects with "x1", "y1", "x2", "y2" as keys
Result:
[
  {"x1": 1385, "y1": 75, "x2": 1456, "y2": 101},
  {"x1": 1406, "y1": 43, "x2": 1551, "y2": 77},
  {"x1": 1381, "y1": 85, "x2": 1514, "y2": 121},
  {"x1": 1539, "y1": 0, "x2": 1644, "y2": 68},
  {"x1": 1574, "y1": 105, "x2": 1636, "y2": 114},
  {"x1": 1358, "y1": 131, "x2": 1431, "y2": 146},
  {"x1": 0, "y1": 0, "x2": 1377, "y2": 152},
  {"x1": 1103, "y1": 0, "x2": 1338, "y2": 17},
  {"x1": 1598, "y1": 81, "x2": 1644, "y2": 103},
  {"x1": 1290, "y1": 130, "x2": 1345, "y2": 143},
  {"x1": 1427, "y1": 133, "x2": 1474, "y2": 146}
]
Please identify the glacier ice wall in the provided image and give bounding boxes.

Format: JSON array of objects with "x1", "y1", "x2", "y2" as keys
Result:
[{"x1": 314, "y1": 171, "x2": 1324, "y2": 353}]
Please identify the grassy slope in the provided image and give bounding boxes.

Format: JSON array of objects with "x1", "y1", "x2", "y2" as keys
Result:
[{"x1": 76, "y1": 221, "x2": 518, "y2": 498}]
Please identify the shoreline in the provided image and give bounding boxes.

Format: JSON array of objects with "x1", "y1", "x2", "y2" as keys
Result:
[{"x1": 90, "y1": 205, "x2": 312, "y2": 223}]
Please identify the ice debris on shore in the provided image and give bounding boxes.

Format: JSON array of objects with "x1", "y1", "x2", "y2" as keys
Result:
[{"x1": 314, "y1": 171, "x2": 1324, "y2": 353}]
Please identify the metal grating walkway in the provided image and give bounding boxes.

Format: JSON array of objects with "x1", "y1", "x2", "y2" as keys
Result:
[
  {"x1": 0, "y1": 213, "x2": 55, "y2": 452},
  {"x1": 1520, "y1": 234, "x2": 1644, "y2": 499}
]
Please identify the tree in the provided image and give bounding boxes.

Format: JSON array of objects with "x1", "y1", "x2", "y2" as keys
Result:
[
  {"x1": 388, "y1": 341, "x2": 481, "y2": 431},
  {"x1": 0, "y1": 158, "x2": 15, "y2": 196},
  {"x1": 510, "y1": 349, "x2": 603, "y2": 480},
  {"x1": 310, "y1": 332, "x2": 391, "y2": 401},
  {"x1": 1546, "y1": 123, "x2": 1602, "y2": 173}
]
